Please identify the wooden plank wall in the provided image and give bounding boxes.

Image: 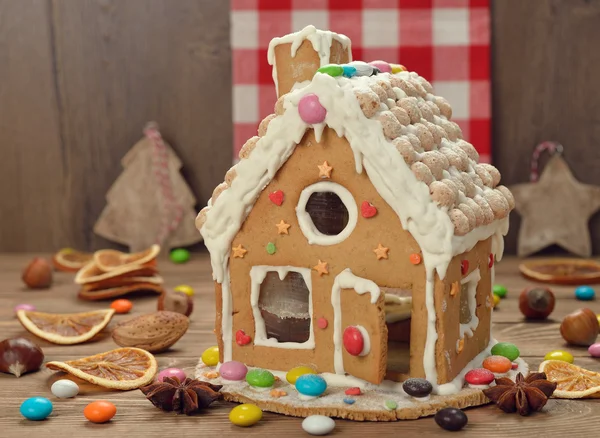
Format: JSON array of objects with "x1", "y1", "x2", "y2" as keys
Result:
[{"x1": 1, "y1": 0, "x2": 600, "y2": 253}]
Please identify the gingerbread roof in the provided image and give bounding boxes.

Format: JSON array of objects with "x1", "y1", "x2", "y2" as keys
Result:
[{"x1": 197, "y1": 55, "x2": 512, "y2": 283}]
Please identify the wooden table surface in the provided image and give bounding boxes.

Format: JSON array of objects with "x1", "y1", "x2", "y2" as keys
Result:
[{"x1": 1, "y1": 253, "x2": 599, "y2": 437}]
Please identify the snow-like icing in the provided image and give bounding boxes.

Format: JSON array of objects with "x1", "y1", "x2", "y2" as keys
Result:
[{"x1": 459, "y1": 268, "x2": 481, "y2": 339}]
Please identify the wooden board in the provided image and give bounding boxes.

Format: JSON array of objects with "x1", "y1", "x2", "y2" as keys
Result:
[{"x1": 2, "y1": 254, "x2": 600, "y2": 436}]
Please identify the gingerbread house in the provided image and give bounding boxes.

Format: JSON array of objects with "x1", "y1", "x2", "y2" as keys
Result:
[{"x1": 197, "y1": 26, "x2": 514, "y2": 395}]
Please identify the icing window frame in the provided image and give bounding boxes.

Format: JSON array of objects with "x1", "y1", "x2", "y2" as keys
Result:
[
  {"x1": 459, "y1": 268, "x2": 481, "y2": 339},
  {"x1": 295, "y1": 181, "x2": 358, "y2": 246},
  {"x1": 249, "y1": 266, "x2": 315, "y2": 350}
]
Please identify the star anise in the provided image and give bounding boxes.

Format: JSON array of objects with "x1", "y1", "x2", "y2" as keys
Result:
[
  {"x1": 483, "y1": 372, "x2": 557, "y2": 416},
  {"x1": 140, "y1": 377, "x2": 223, "y2": 415}
]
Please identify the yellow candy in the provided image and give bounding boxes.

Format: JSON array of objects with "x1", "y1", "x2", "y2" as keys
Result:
[
  {"x1": 597, "y1": 314, "x2": 600, "y2": 326},
  {"x1": 174, "y1": 284, "x2": 194, "y2": 296},
  {"x1": 493, "y1": 294, "x2": 501, "y2": 308},
  {"x1": 201, "y1": 346, "x2": 219, "y2": 366},
  {"x1": 544, "y1": 350, "x2": 574, "y2": 363},
  {"x1": 229, "y1": 403, "x2": 262, "y2": 427},
  {"x1": 286, "y1": 366, "x2": 317, "y2": 384},
  {"x1": 390, "y1": 63, "x2": 407, "y2": 74}
]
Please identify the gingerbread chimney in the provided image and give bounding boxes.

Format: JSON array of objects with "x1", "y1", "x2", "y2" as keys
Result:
[{"x1": 267, "y1": 25, "x2": 352, "y2": 98}]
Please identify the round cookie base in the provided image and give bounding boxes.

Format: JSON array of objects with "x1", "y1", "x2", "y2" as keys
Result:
[{"x1": 195, "y1": 358, "x2": 529, "y2": 422}]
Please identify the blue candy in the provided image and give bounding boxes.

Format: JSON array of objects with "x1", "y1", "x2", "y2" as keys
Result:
[
  {"x1": 343, "y1": 398, "x2": 355, "y2": 405},
  {"x1": 575, "y1": 285, "x2": 595, "y2": 301},
  {"x1": 295, "y1": 374, "x2": 327, "y2": 397},
  {"x1": 20, "y1": 397, "x2": 53, "y2": 421},
  {"x1": 341, "y1": 65, "x2": 357, "y2": 78}
]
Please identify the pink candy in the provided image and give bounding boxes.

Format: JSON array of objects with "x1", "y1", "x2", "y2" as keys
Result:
[
  {"x1": 220, "y1": 360, "x2": 248, "y2": 381},
  {"x1": 157, "y1": 368, "x2": 186, "y2": 382},
  {"x1": 298, "y1": 94, "x2": 327, "y2": 124},
  {"x1": 369, "y1": 60, "x2": 392, "y2": 73},
  {"x1": 14, "y1": 304, "x2": 35, "y2": 313},
  {"x1": 464, "y1": 368, "x2": 495, "y2": 386}
]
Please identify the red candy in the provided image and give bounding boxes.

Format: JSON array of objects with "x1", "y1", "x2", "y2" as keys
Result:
[
  {"x1": 235, "y1": 329, "x2": 251, "y2": 346},
  {"x1": 511, "y1": 362, "x2": 519, "y2": 370},
  {"x1": 361, "y1": 201, "x2": 378, "y2": 218},
  {"x1": 317, "y1": 317, "x2": 328, "y2": 329},
  {"x1": 269, "y1": 190, "x2": 284, "y2": 206},
  {"x1": 461, "y1": 260, "x2": 469, "y2": 276},
  {"x1": 464, "y1": 368, "x2": 494, "y2": 385},
  {"x1": 345, "y1": 387, "x2": 362, "y2": 396},
  {"x1": 343, "y1": 326, "x2": 364, "y2": 356},
  {"x1": 488, "y1": 253, "x2": 494, "y2": 268}
]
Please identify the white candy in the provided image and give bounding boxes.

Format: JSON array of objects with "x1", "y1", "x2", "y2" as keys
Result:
[
  {"x1": 302, "y1": 415, "x2": 335, "y2": 436},
  {"x1": 51, "y1": 379, "x2": 79, "y2": 398}
]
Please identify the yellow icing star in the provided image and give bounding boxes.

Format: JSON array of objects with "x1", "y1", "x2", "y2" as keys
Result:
[
  {"x1": 313, "y1": 260, "x2": 329, "y2": 276},
  {"x1": 318, "y1": 161, "x2": 333, "y2": 179},
  {"x1": 276, "y1": 220, "x2": 291, "y2": 235},
  {"x1": 373, "y1": 243, "x2": 389, "y2": 260},
  {"x1": 232, "y1": 244, "x2": 247, "y2": 258}
]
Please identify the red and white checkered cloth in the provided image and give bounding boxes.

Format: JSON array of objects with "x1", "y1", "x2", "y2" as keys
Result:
[{"x1": 231, "y1": 0, "x2": 491, "y2": 163}]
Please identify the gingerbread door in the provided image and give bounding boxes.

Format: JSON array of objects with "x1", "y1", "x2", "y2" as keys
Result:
[{"x1": 332, "y1": 269, "x2": 388, "y2": 384}]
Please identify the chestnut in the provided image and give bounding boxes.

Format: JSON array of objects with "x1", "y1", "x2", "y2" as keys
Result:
[
  {"x1": 560, "y1": 308, "x2": 599, "y2": 346},
  {"x1": 519, "y1": 287, "x2": 555, "y2": 319},
  {"x1": 157, "y1": 291, "x2": 193, "y2": 317},
  {"x1": 22, "y1": 257, "x2": 53, "y2": 289},
  {"x1": 0, "y1": 337, "x2": 44, "y2": 377}
]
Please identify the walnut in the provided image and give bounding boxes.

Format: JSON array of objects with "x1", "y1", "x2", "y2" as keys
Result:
[
  {"x1": 413, "y1": 123, "x2": 435, "y2": 151},
  {"x1": 377, "y1": 111, "x2": 403, "y2": 139},
  {"x1": 435, "y1": 96, "x2": 453, "y2": 119},
  {"x1": 398, "y1": 97, "x2": 422, "y2": 124},
  {"x1": 274, "y1": 96, "x2": 286, "y2": 115},
  {"x1": 393, "y1": 138, "x2": 417, "y2": 165},
  {"x1": 354, "y1": 89, "x2": 381, "y2": 118},
  {"x1": 369, "y1": 83, "x2": 388, "y2": 102},
  {"x1": 239, "y1": 136, "x2": 259, "y2": 159},
  {"x1": 496, "y1": 185, "x2": 515, "y2": 210},
  {"x1": 391, "y1": 106, "x2": 411, "y2": 125},
  {"x1": 474, "y1": 164, "x2": 493, "y2": 187},
  {"x1": 195, "y1": 208, "x2": 209, "y2": 230},
  {"x1": 412, "y1": 162, "x2": 434, "y2": 185},
  {"x1": 418, "y1": 101, "x2": 434, "y2": 122},
  {"x1": 480, "y1": 163, "x2": 501, "y2": 187},
  {"x1": 421, "y1": 151, "x2": 449, "y2": 180},
  {"x1": 458, "y1": 203, "x2": 476, "y2": 229},
  {"x1": 224, "y1": 167, "x2": 237, "y2": 186},
  {"x1": 258, "y1": 114, "x2": 276, "y2": 137},
  {"x1": 484, "y1": 189, "x2": 510, "y2": 219},
  {"x1": 474, "y1": 196, "x2": 495, "y2": 225},
  {"x1": 430, "y1": 181, "x2": 457, "y2": 208},
  {"x1": 449, "y1": 209, "x2": 470, "y2": 236},
  {"x1": 211, "y1": 182, "x2": 228, "y2": 203}
]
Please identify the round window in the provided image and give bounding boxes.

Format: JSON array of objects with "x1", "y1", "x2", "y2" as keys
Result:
[{"x1": 296, "y1": 182, "x2": 357, "y2": 245}]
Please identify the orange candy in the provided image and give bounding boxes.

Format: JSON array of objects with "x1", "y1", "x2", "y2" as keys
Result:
[
  {"x1": 482, "y1": 355, "x2": 512, "y2": 374},
  {"x1": 409, "y1": 253, "x2": 422, "y2": 265},
  {"x1": 84, "y1": 400, "x2": 117, "y2": 423},
  {"x1": 110, "y1": 299, "x2": 133, "y2": 314}
]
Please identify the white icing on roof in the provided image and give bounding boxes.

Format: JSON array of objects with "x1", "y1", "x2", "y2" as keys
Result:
[{"x1": 198, "y1": 71, "x2": 512, "y2": 283}]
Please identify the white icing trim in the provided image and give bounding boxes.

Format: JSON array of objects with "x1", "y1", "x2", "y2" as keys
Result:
[
  {"x1": 267, "y1": 25, "x2": 352, "y2": 96},
  {"x1": 331, "y1": 269, "x2": 381, "y2": 375},
  {"x1": 355, "y1": 325, "x2": 371, "y2": 356},
  {"x1": 221, "y1": 261, "x2": 233, "y2": 363},
  {"x1": 296, "y1": 181, "x2": 358, "y2": 246},
  {"x1": 250, "y1": 266, "x2": 315, "y2": 350},
  {"x1": 459, "y1": 268, "x2": 481, "y2": 339}
]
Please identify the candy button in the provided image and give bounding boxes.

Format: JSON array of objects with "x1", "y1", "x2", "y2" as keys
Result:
[
  {"x1": 544, "y1": 350, "x2": 574, "y2": 363},
  {"x1": 341, "y1": 65, "x2": 357, "y2": 78},
  {"x1": 464, "y1": 368, "x2": 494, "y2": 386},
  {"x1": 490, "y1": 342, "x2": 520, "y2": 361},
  {"x1": 317, "y1": 317, "x2": 328, "y2": 329},
  {"x1": 343, "y1": 326, "x2": 364, "y2": 356},
  {"x1": 266, "y1": 242, "x2": 277, "y2": 255},
  {"x1": 84, "y1": 400, "x2": 117, "y2": 424},
  {"x1": 402, "y1": 378, "x2": 433, "y2": 398},
  {"x1": 295, "y1": 374, "x2": 327, "y2": 397},
  {"x1": 246, "y1": 369, "x2": 275, "y2": 389},
  {"x1": 575, "y1": 285, "x2": 595, "y2": 301},
  {"x1": 20, "y1": 397, "x2": 53, "y2": 421},
  {"x1": 286, "y1": 366, "x2": 316, "y2": 384},
  {"x1": 51, "y1": 380, "x2": 79, "y2": 398},
  {"x1": 157, "y1": 368, "x2": 186, "y2": 382},
  {"x1": 14, "y1": 304, "x2": 35, "y2": 313},
  {"x1": 201, "y1": 346, "x2": 219, "y2": 366},
  {"x1": 435, "y1": 407, "x2": 468, "y2": 432},
  {"x1": 317, "y1": 64, "x2": 344, "y2": 77},
  {"x1": 589, "y1": 343, "x2": 600, "y2": 358},
  {"x1": 390, "y1": 63, "x2": 406, "y2": 74},
  {"x1": 174, "y1": 284, "x2": 194, "y2": 296},
  {"x1": 369, "y1": 60, "x2": 391, "y2": 73},
  {"x1": 461, "y1": 260, "x2": 469, "y2": 275},
  {"x1": 345, "y1": 387, "x2": 361, "y2": 396},
  {"x1": 229, "y1": 403, "x2": 262, "y2": 427},
  {"x1": 169, "y1": 248, "x2": 190, "y2": 264},
  {"x1": 384, "y1": 400, "x2": 397, "y2": 411},
  {"x1": 298, "y1": 94, "x2": 327, "y2": 124},
  {"x1": 349, "y1": 61, "x2": 374, "y2": 77},
  {"x1": 302, "y1": 415, "x2": 335, "y2": 435},
  {"x1": 511, "y1": 362, "x2": 519, "y2": 370},
  {"x1": 492, "y1": 294, "x2": 501, "y2": 308},
  {"x1": 482, "y1": 355, "x2": 512, "y2": 373},
  {"x1": 220, "y1": 361, "x2": 248, "y2": 381},
  {"x1": 493, "y1": 284, "x2": 507, "y2": 298},
  {"x1": 110, "y1": 299, "x2": 133, "y2": 314},
  {"x1": 343, "y1": 398, "x2": 355, "y2": 405}
]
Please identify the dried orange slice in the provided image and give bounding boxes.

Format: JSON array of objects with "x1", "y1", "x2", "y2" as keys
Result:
[
  {"x1": 94, "y1": 244, "x2": 160, "y2": 272},
  {"x1": 520, "y1": 258, "x2": 600, "y2": 285},
  {"x1": 46, "y1": 347, "x2": 157, "y2": 390},
  {"x1": 16, "y1": 309, "x2": 115, "y2": 344},
  {"x1": 78, "y1": 282, "x2": 164, "y2": 301},
  {"x1": 52, "y1": 248, "x2": 94, "y2": 272},
  {"x1": 539, "y1": 360, "x2": 600, "y2": 398}
]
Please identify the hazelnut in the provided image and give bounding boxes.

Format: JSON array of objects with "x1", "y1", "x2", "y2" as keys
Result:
[
  {"x1": 519, "y1": 287, "x2": 555, "y2": 320},
  {"x1": 0, "y1": 337, "x2": 44, "y2": 377},
  {"x1": 22, "y1": 258, "x2": 53, "y2": 289},
  {"x1": 560, "y1": 308, "x2": 599, "y2": 346},
  {"x1": 157, "y1": 291, "x2": 194, "y2": 317}
]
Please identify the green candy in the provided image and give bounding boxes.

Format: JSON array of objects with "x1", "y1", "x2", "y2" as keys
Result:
[
  {"x1": 491, "y1": 342, "x2": 520, "y2": 361},
  {"x1": 317, "y1": 64, "x2": 344, "y2": 77},
  {"x1": 384, "y1": 400, "x2": 397, "y2": 411},
  {"x1": 246, "y1": 369, "x2": 275, "y2": 388},
  {"x1": 170, "y1": 248, "x2": 190, "y2": 264},
  {"x1": 493, "y1": 284, "x2": 507, "y2": 298},
  {"x1": 266, "y1": 242, "x2": 276, "y2": 255}
]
